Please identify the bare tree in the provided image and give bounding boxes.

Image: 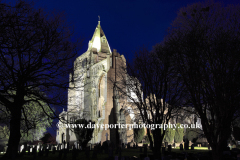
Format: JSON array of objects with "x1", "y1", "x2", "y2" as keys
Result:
[
  {"x1": 165, "y1": 2, "x2": 240, "y2": 160},
  {"x1": 113, "y1": 46, "x2": 184, "y2": 159},
  {"x1": 0, "y1": 1, "x2": 81, "y2": 159}
]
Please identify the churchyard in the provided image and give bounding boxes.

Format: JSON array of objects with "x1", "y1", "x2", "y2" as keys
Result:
[{"x1": 0, "y1": 143, "x2": 239, "y2": 160}]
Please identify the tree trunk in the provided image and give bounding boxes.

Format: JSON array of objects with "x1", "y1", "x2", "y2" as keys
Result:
[
  {"x1": 3, "y1": 108, "x2": 21, "y2": 160},
  {"x1": 153, "y1": 129, "x2": 162, "y2": 159}
]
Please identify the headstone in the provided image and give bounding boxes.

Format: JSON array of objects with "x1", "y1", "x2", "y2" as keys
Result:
[
  {"x1": 20, "y1": 145, "x2": 24, "y2": 152},
  {"x1": 74, "y1": 142, "x2": 77, "y2": 149},
  {"x1": 191, "y1": 144, "x2": 194, "y2": 150},
  {"x1": 57, "y1": 144, "x2": 60, "y2": 151},
  {"x1": 168, "y1": 145, "x2": 171, "y2": 152},
  {"x1": 63, "y1": 140, "x2": 66, "y2": 149},
  {"x1": 184, "y1": 140, "x2": 189, "y2": 150},
  {"x1": 180, "y1": 144, "x2": 183, "y2": 150}
]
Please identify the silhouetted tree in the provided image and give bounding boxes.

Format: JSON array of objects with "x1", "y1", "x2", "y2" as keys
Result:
[
  {"x1": 40, "y1": 133, "x2": 54, "y2": 144},
  {"x1": 165, "y1": 1, "x2": 240, "y2": 160},
  {"x1": 0, "y1": 1, "x2": 80, "y2": 159},
  {"x1": 114, "y1": 46, "x2": 185, "y2": 159}
]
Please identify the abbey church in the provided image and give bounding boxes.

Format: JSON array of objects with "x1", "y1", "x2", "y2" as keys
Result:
[{"x1": 56, "y1": 21, "x2": 134, "y2": 145}]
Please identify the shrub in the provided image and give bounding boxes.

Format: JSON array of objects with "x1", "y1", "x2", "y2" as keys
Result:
[
  {"x1": 134, "y1": 127, "x2": 145, "y2": 143},
  {"x1": 174, "y1": 123, "x2": 184, "y2": 143},
  {"x1": 185, "y1": 128, "x2": 200, "y2": 143},
  {"x1": 164, "y1": 128, "x2": 175, "y2": 143},
  {"x1": 74, "y1": 119, "x2": 95, "y2": 149}
]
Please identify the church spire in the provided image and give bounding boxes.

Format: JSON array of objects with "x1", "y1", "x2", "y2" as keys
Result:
[{"x1": 88, "y1": 18, "x2": 111, "y2": 54}]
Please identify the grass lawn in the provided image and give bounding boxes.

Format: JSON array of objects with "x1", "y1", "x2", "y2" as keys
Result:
[{"x1": 0, "y1": 147, "x2": 210, "y2": 160}]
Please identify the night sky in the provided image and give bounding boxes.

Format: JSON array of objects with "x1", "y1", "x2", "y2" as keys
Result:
[{"x1": 5, "y1": 0, "x2": 240, "y2": 137}]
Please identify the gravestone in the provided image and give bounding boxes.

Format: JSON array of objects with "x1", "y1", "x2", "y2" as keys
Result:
[
  {"x1": 168, "y1": 145, "x2": 172, "y2": 152},
  {"x1": 63, "y1": 140, "x2": 66, "y2": 149},
  {"x1": 191, "y1": 144, "x2": 194, "y2": 150},
  {"x1": 57, "y1": 144, "x2": 60, "y2": 151},
  {"x1": 74, "y1": 142, "x2": 77, "y2": 149},
  {"x1": 180, "y1": 144, "x2": 183, "y2": 150},
  {"x1": 184, "y1": 140, "x2": 189, "y2": 150},
  {"x1": 20, "y1": 145, "x2": 24, "y2": 153}
]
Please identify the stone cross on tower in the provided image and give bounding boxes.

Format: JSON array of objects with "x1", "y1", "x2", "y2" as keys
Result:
[{"x1": 105, "y1": 133, "x2": 108, "y2": 141}]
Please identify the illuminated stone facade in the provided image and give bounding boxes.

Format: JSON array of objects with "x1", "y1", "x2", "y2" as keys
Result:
[{"x1": 56, "y1": 21, "x2": 134, "y2": 145}]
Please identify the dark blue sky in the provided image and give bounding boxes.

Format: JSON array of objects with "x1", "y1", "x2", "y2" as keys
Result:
[
  {"x1": 7, "y1": 0, "x2": 240, "y2": 59},
  {"x1": 5, "y1": 0, "x2": 240, "y2": 137}
]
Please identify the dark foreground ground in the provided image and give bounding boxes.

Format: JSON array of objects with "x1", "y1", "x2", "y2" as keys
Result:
[{"x1": 0, "y1": 147, "x2": 238, "y2": 160}]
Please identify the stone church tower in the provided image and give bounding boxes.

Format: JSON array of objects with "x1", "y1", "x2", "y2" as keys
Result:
[{"x1": 56, "y1": 21, "x2": 134, "y2": 145}]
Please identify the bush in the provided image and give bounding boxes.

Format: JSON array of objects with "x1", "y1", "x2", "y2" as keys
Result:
[
  {"x1": 74, "y1": 119, "x2": 95, "y2": 149},
  {"x1": 145, "y1": 133, "x2": 154, "y2": 144},
  {"x1": 134, "y1": 127, "x2": 145, "y2": 143},
  {"x1": 185, "y1": 128, "x2": 200, "y2": 143},
  {"x1": 164, "y1": 128, "x2": 175, "y2": 143},
  {"x1": 174, "y1": 123, "x2": 184, "y2": 143}
]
